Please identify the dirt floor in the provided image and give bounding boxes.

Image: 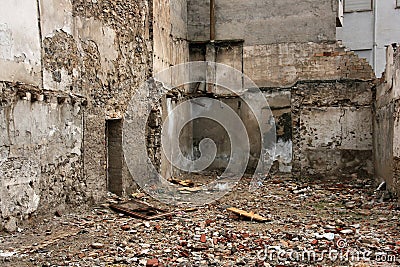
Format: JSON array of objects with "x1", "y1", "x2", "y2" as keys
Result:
[{"x1": 0, "y1": 174, "x2": 399, "y2": 267}]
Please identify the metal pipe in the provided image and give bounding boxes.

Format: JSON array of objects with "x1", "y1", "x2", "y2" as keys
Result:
[{"x1": 210, "y1": 0, "x2": 215, "y2": 40}]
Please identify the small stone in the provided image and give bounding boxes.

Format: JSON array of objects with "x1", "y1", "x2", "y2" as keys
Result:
[
  {"x1": 358, "y1": 210, "x2": 372, "y2": 216},
  {"x1": 318, "y1": 233, "x2": 335, "y2": 241},
  {"x1": 345, "y1": 202, "x2": 356, "y2": 209},
  {"x1": 4, "y1": 217, "x2": 17, "y2": 233},
  {"x1": 54, "y1": 210, "x2": 62, "y2": 217},
  {"x1": 213, "y1": 238, "x2": 218, "y2": 245},
  {"x1": 340, "y1": 229, "x2": 353, "y2": 234},
  {"x1": 0, "y1": 251, "x2": 16, "y2": 258},
  {"x1": 141, "y1": 249, "x2": 150, "y2": 255},
  {"x1": 146, "y1": 258, "x2": 159, "y2": 267},
  {"x1": 121, "y1": 224, "x2": 130, "y2": 231},
  {"x1": 91, "y1": 243, "x2": 104, "y2": 249},
  {"x1": 378, "y1": 217, "x2": 388, "y2": 222}
]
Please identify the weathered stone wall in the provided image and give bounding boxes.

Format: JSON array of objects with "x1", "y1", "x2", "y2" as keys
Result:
[
  {"x1": 0, "y1": 82, "x2": 85, "y2": 231},
  {"x1": 71, "y1": 0, "x2": 153, "y2": 198},
  {"x1": 186, "y1": 39, "x2": 375, "y2": 175},
  {"x1": 0, "y1": 0, "x2": 154, "y2": 230},
  {"x1": 292, "y1": 80, "x2": 374, "y2": 178},
  {"x1": 374, "y1": 45, "x2": 400, "y2": 196},
  {"x1": 0, "y1": 0, "x2": 383, "y2": 230},
  {"x1": 152, "y1": 0, "x2": 192, "y2": 179},
  {"x1": 188, "y1": 0, "x2": 338, "y2": 45}
]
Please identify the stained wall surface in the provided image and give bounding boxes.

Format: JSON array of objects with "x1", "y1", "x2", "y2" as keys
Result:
[
  {"x1": 0, "y1": 0, "x2": 42, "y2": 86},
  {"x1": 0, "y1": 0, "x2": 386, "y2": 231},
  {"x1": 292, "y1": 81, "x2": 374, "y2": 177},
  {"x1": 0, "y1": 0, "x2": 154, "y2": 231},
  {"x1": 374, "y1": 45, "x2": 400, "y2": 196},
  {"x1": 0, "y1": 83, "x2": 85, "y2": 232},
  {"x1": 188, "y1": 0, "x2": 338, "y2": 45}
]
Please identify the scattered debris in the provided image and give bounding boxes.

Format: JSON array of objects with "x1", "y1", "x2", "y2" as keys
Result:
[
  {"x1": 200, "y1": 233, "x2": 206, "y2": 243},
  {"x1": 315, "y1": 232, "x2": 335, "y2": 241},
  {"x1": 340, "y1": 229, "x2": 353, "y2": 234},
  {"x1": 131, "y1": 192, "x2": 146, "y2": 199},
  {"x1": 0, "y1": 176, "x2": 399, "y2": 266},
  {"x1": 121, "y1": 224, "x2": 131, "y2": 231}
]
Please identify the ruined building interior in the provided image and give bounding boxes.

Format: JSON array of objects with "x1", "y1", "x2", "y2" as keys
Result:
[{"x1": 0, "y1": 0, "x2": 400, "y2": 266}]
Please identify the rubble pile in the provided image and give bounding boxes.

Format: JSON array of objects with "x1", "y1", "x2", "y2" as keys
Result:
[{"x1": 0, "y1": 175, "x2": 399, "y2": 266}]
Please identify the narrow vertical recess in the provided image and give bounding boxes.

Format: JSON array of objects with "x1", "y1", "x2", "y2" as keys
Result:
[
  {"x1": 106, "y1": 119, "x2": 123, "y2": 196},
  {"x1": 210, "y1": 0, "x2": 216, "y2": 41}
]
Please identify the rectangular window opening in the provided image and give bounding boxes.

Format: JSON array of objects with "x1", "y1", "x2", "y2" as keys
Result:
[{"x1": 344, "y1": 0, "x2": 373, "y2": 12}]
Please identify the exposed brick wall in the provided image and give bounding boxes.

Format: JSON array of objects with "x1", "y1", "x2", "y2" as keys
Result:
[
  {"x1": 244, "y1": 42, "x2": 375, "y2": 88},
  {"x1": 0, "y1": 0, "x2": 155, "y2": 230},
  {"x1": 303, "y1": 50, "x2": 375, "y2": 80}
]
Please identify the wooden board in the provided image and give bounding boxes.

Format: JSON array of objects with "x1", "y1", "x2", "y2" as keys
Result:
[{"x1": 226, "y1": 207, "x2": 269, "y2": 222}]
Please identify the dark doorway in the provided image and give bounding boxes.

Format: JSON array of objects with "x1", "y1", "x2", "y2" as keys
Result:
[{"x1": 106, "y1": 119, "x2": 123, "y2": 196}]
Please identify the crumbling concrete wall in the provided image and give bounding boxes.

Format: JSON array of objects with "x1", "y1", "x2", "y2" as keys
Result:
[
  {"x1": 0, "y1": 0, "x2": 42, "y2": 86},
  {"x1": 264, "y1": 90, "x2": 292, "y2": 173},
  {"x1": 191, "y1": 98, "x2": 261, "y2": 173},
  {"x1": 374, "y1": 45, "x2": 400, "y2": 196},
  {"x1": 185, "y1": 0, "x2": 375, "y2": 176},
  {"x1": 292, "y1": 81, "x2": 374, "y2": 178},
  {"x1": 245, "y1": 46, "x2": 374, "y2": 176},
  {"x1": 0, "y1": 0, "x2": 382, "y2": 230},
  {"x1": 244, "y1": 42, "x2": 375, "y2": 88},
  {"x1": 152, "y1": 0, "x2": 193, "y2": 179},
  {"x1": 0, "y1": 0, "x2": 154, "y2": 230},
  {"x1": 0, "y1": 0, "x2": 85, "y2": 231},
  {"x1": 153, "y1": 0, "x2": 189, "y2": 72},
  {"x1": 0, "y1": 82, "x2": 85, "y2": 232},
  {"x1": 188, "y1": 0, "x2": 337, "y2": 45},
  {"x1": 39, "y1": 0, "x2": 154, "y2": 198},
  {"x1": 186, "y1": 38, "x2": 375, "y2": 175},
  {"x1": 70, "y1": 0, "x2": 152, "y2": 198}
]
